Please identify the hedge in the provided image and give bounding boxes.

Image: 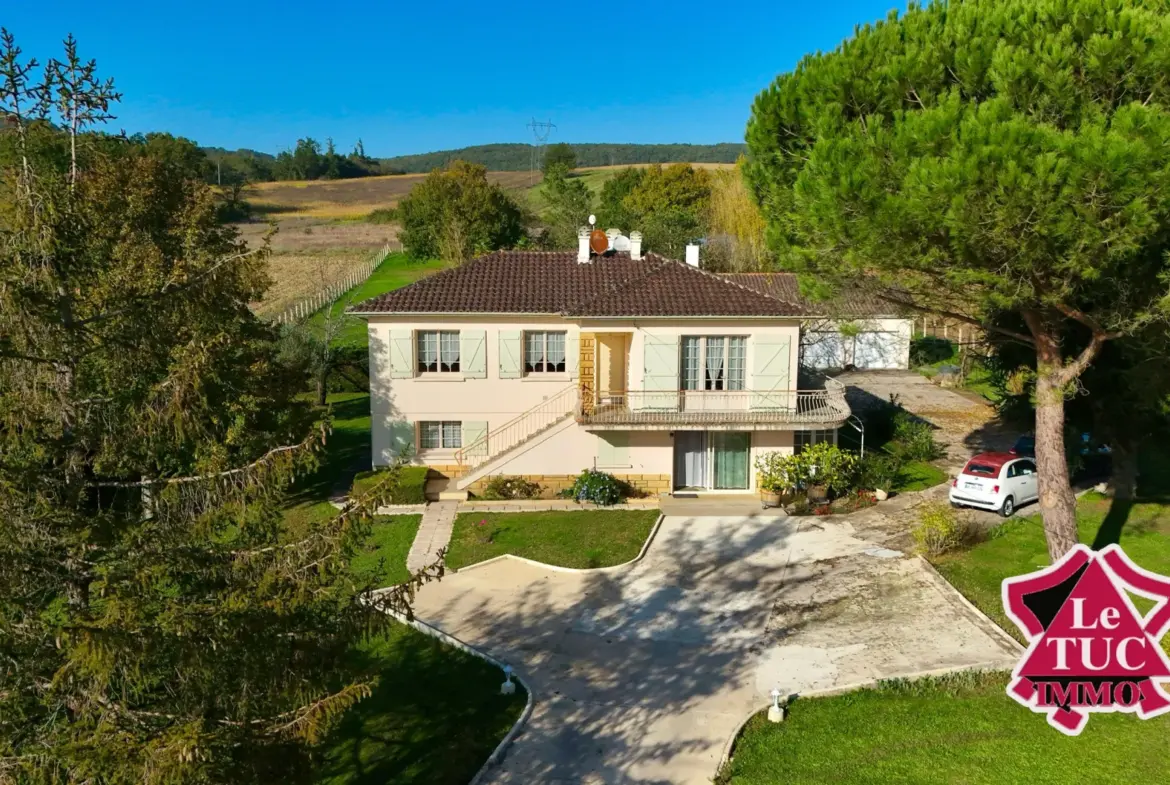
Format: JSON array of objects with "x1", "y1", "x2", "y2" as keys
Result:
[{"x1": 350, "y1": 465, "x2": 429, "y2": 504}]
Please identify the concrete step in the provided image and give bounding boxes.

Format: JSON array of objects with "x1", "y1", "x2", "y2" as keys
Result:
[{"x1": 438, "y1": 489, "x2": 469, "y2": 502}]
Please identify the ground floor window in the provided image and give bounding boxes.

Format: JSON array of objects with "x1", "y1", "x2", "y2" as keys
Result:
[
  {"x1": 419, "y1": 420, "x2": 461, "y2": 449},
  {"x1": 673, "y1": 431, "x2": 750, "y2": 490},
  {"x1": 795, "y1": 428, "x2": 837, "y2": 454}
]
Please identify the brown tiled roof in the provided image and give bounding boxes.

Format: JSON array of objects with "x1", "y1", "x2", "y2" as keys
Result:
[
  {"x1": 352, "y1": 251, "x2": 809, "y2": 317},
  {"x1": 720, "y1": 273, "x2": 905, "y2": 318}
]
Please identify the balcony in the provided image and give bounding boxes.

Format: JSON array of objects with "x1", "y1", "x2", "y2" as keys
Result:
[{"x1": 577, "y1": 378, "x2": 850, "y2": 431}]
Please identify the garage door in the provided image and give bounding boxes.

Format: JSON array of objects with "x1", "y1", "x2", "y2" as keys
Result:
[
  {"x1": 854, "y1": 332, "x2": 903, "y2": 369},
  {"x1": 802, "y1": 332, "x2": 846, "y2": 369}
]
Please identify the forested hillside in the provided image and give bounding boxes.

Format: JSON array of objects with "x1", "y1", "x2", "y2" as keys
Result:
[{"x1": 377, "y1": 142, "x2": 746, "y2": 173}]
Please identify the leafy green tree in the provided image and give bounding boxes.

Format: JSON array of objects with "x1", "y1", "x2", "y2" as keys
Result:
[
  {"x1": 0, "y1": 32, "x2": 435, "y2": 782},
  {"x1": 541, "y1": 167, "x2": 594, "y2": 248},
  {"x1": 542, "y1": 142, "x2": 576, "y2": 177},
  {"x1": 622, "y1": 164, "x2": 711, "y2": 257},
  {"x1": 595, "y1": 166, "x2": 644, "y2": 231},
  {"x1": 745, "y1": 0, "x2": 1170, "y2": 559},
  {"x1": 398, "y1": 160, "x2": 525, "y2": 262}
]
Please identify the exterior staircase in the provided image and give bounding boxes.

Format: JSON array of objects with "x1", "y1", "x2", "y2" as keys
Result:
[{"x1": 453, "y1": 384, "x2": 579, "y2": 490}]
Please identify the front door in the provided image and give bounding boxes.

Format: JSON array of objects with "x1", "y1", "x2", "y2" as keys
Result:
[{"x1": 673, "y1": 431, "x2": 750, "y2": 491}]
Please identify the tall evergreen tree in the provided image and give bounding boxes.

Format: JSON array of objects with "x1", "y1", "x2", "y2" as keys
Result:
[
  {"x1": 746, "y1": 0, "x2": 1170, "y2": 559},
  {"x1": 0, "y1": 31, "x2": 436, "y2": 782}
]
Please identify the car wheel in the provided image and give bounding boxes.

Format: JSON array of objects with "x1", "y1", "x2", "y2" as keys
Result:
[
  {"x1": 1000, "y1": 495, "x2": 1015, "y2": 518},
  {"x1": 950, "y1": 502, "x2": 962, "y2": 509}
]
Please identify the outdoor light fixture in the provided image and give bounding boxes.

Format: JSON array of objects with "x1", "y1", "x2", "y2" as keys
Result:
[
  {"x1": 501, "y1": 665, "x2": 516, "y2": 696},
  {"x1": 768, "y1": 688, "x2": 785, "y2": 723}
]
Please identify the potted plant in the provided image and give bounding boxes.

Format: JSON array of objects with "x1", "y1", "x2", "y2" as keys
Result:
[
  {"x1": 755, "y1": 451, "x2": 803, "y2": 508},
  {"x1": 802, "y1": 442, "x2": 859, "y2": 502}
]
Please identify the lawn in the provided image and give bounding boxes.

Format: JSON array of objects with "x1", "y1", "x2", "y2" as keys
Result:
[
  {"x1": 719, "y1": 671, "x2": 1169, "y2": 785},
  {"x1": 314, "y1": 625, "x2": 526, "y2": 785},
  {"x1": 275, "y1": 392, "x2": 525, "y2": 785},
  {"x1": 894, "y1": 460, "x2": 947, "y2": 493},
  {"x1": 932, "y1": 493, "x2": 1170, "y2": 647},
  {"x1": 913, "y1": 340, "x2": 1001, "y2": 403},
  {"x1": 310, "y1": 251, "x2": 445, "y2": 348},
  {"x1": 349, "y1": 515, "x2": 422, "y2": 587},
  {"x1": 445, "y1": 510, "x2": 660, "y2": 570}
]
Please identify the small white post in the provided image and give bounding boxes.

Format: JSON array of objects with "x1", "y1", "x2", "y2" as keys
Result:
[
  {"x1": 500, "y1": 665, "x2": 516, "y2": 695},
  {"x1": 767, "y1": 688, "x2": 785, "y2": 723}
]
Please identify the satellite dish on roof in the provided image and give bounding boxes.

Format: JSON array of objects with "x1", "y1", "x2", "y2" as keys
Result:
[
  {"x1": 613, "y1": 234, "x2": 631, "y2": 252},
  {"x1": 589, "y1": 229, "x2": 609, "y2": 255},
  {"x1": 588, "y1": 214, "x2": 596, "y2": 226}
]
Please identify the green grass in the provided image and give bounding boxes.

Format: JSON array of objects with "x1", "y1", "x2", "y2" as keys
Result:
[
  {"x1": 894, "y1": 460, "x2": 948, "y2": 493},
  {"x1": 914, "y1": 339, "x2": 1001, "y2": 403},
  {"x1": 932, "y1": 493, "x2": 1170, "y2": 646},
  {"x1": 282, "y1": 392, "x2": 372, "y2": 536},
  {"x1": 719, "y1": 670, "x2": 1169, "y2": 785},
  {"x1": 523, "y1": 168, "x2": 621, "y2": 214},
  {"x1": 348, "y1": 515, "x2": 423, "y2": 587},
  {"x1": 314, "y1": 625, "x2": 526, "y2": 785},
  {"x1": 310, "y1": 252, "x2": 446, "y2": 349},
  {"x1": 445, "y1": 510, "x2": 660, "y2": 570},
  {"x1": 272, "y1": 390, "x2": 524, "y2": 785}
]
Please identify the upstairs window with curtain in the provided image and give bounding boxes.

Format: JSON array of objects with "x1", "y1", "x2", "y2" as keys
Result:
[
  {"x1": 524, "y1": 331, "x2": 567, "y2": 374},
  {"x1": 681, "y1": 336, "x2": 746, "y2": 390},
  {"x1": 417, "y1": 330, "x2": 460, "y2": 373}
]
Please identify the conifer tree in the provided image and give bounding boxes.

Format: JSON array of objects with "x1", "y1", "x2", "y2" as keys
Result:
[
  {"x1": 746, "y1": 0, "x2": 1170, "y2": 559},
  {"x1": 0, "y1": 31, "x2": 438, "y2": 782}
]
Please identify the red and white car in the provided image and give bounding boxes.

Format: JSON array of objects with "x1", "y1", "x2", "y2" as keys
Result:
[{"x1": 949, "y1": 452, "x2": 1038, "y2": 517}]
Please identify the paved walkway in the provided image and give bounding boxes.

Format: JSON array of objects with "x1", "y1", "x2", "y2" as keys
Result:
[
  {"x1": 408, "y1": 511, "x2": 1021, "y2": 784},
  {"x1": 406, "y1": 501, "x2": 459, "y2": 572}
]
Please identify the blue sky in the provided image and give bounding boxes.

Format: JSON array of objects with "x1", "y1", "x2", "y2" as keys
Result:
[{"x1": 7, "y1": 1, "x2": 903, "y2": 157}]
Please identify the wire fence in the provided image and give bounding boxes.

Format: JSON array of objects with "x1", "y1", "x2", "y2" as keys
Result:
[{"x1": 270, "y1": 242, "x2": 393, "y2": 325}]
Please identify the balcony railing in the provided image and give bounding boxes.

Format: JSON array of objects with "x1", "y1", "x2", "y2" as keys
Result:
[{"x1": 578, "y1": 379, "x2": 849, "y2": 428}]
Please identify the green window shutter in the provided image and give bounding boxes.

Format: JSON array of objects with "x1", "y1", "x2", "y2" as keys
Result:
[
  {"x1": 389, "y1": 329, "x2": 415, "y2": 379},
  {"x1": 596, "y1": 432, "x2": 629, "y2": 468},
  {"x1": 382, "y1": 420, "x2": 416, "y2": 464},
  {"x1": 751, "y1": 335, "x2": 792, "y2": 409},
  {"x1": 641, "y1": 333, "x2": 679, "y2": 410},
  {"x1": 461, "y1": 421, "x2": 489, "y2": 461},
  {"x1": 499, "y1": 330, "x2": 522, "y2": 379},
  {"x1": 461, "y1": 330, "x2": 486, "y2": 378},
  {"x1": 566, "y1": 333, "x2": 580, "y2": 379}
]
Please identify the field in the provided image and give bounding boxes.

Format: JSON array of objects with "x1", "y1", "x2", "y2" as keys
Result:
[{"x1": 253, "y1": 249, "x2": 386, "y2": 319}]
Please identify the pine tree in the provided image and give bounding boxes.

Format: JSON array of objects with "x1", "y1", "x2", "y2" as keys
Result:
[
  {"x1": 746, "y1": 0, "x2": 1170, "y2": 560},
  {"x1": 0, "y1": 31, "x2": 439, "y2": 783}
]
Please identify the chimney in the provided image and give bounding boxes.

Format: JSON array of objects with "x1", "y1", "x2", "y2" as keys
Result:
[
  {"x1": 605, "y1": 228, "x2": 620, "y2": 250},
  {"x1": 577, "y1": 227, "x2": 591, "y2": 263},
  {"x1": 629, "y1": 231, "x2": 643, "y2": 261},
  {"x1": 685, "y1": 243, "x2": 700, "y2": 268}
]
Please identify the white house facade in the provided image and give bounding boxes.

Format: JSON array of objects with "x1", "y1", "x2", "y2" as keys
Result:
[{"x1": 353, "y1": 240, "x2": 858, "y2": 499}]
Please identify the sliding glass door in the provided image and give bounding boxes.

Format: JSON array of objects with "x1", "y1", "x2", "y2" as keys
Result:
[{"x1": 673, "y1": 431, "x2": 750, "y2": 491}]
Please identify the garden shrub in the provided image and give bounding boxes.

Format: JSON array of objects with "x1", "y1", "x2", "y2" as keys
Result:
[
  {"x1": 350, "y1": 465, "x2": 429, "y2": 504},
  {"x1": 801, "y1": 442, "x2": 860, "y2": 498},
  {"x1": 910, "y1": 336, "x2": 955, "y2": 367},
  {"x1": 565, "y1": 469, "x2": 625, "y2": 506},
  {"x1": 888, "y1": 412, "x2": 942, "y2": 462},
  {"x1": 911, "y1": 501, "x2": 970, "y2": 555},
  {"x1": 858, "y1": 453, "x2": 902, "y2": 491},
  {"x1": 479, "y1": 475, "x2": 543, "y2": 500}
]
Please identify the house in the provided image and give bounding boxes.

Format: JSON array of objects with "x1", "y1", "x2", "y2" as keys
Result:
[
  {"x1": 722, "y1": 273, "x2": 913, "y2": 371},
  {"x1": 351, "y1": 231, "x2": 856, "y2": 499}
]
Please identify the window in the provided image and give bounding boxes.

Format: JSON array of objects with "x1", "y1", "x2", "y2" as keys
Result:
[
  {"x1": 419, "y1": 421, "x2": 462, "y2": 449},
  {"x1": 524, "y1": 331, "x2": 567, "y2": 374},
  {"x1": 417, "y1": 331, "x2": 460, "y2": 373},
  {"x1": 795, "y1": 429, "x2": 837, "y2": 454},
  {"x1": 682, "y1": 336, "x2": 746, "y2": 390},
  {"x1": 1008, "y1": 460, "x2": 1036, "y2": 478}
]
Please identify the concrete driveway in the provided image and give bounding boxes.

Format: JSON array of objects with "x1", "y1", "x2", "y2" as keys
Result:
[{"x1": 410, "y1": 513, "x2": 1020, "y2": 784}]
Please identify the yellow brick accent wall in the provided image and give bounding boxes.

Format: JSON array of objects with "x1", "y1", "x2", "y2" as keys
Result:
[
  {"x1": 579, "y1": 332, "x2": 596, "y2": 415},
  {"x1": 463, "y1": 473, "x2": 670, "y2": 500}
]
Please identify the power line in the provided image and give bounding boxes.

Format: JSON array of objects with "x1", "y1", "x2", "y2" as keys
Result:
[{"x1": 526, "y1": 118, "x2": 556, "y2": 185}]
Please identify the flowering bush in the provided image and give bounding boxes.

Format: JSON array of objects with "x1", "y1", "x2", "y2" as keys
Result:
[{"x1": 565, "y1": 469, "x2": 625, "y2": 506}]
